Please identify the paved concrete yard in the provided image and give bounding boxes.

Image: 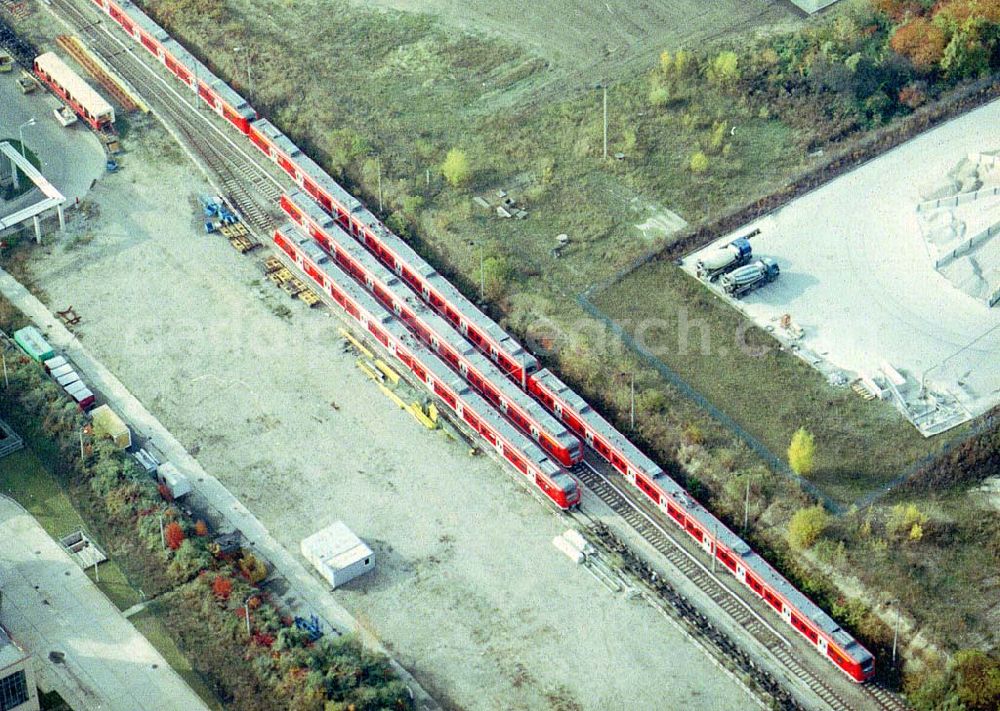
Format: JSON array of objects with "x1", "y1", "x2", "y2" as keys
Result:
[
  {"x1": 683, "y1": 99, "x2": 1000, "y2": 434},
  {"x1": 0, "y1": 71, "x2": 105, "y2": 216},
  {"x1": 20, "y1": 116, "x2": 753, "y2": 709},
  {"x1": 0, "y1": 496, "x2": 209, "y2": 711}
]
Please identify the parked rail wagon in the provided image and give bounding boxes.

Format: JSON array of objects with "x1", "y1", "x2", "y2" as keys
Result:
[
  {"x1": 273, "y1": 223, "x2": 581, "y2": 510},
  {"x1": 528, "y1": 369, "x2": 874, "y2": 680},
  {"x1": 281, "y1": 189, "x2": 583, "y2": 466},
  {"x1": 33, "y1": 52, "x2": 115, "y2": 131},
  {"x1": 89, "y1": 0, "x2": 875, "y2": 681}
]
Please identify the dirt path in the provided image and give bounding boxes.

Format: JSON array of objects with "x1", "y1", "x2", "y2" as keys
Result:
[{"x1": 349, "y1": 0, "x2": 800, "y2": 95}]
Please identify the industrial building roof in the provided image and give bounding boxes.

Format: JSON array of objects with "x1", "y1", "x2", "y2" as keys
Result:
[
  {"x1": 0, "y1": 626, "x2": 27, "y2": 672},
  {"x1": 302, "y1": 521, "x2": 372, "y2": 571}
]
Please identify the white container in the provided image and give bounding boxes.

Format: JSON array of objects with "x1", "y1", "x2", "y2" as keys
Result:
[
  {"x1": 561, "y1": 529, "x2": 592, "y2": 556},
  {"x1": 552, "y1": 535, "x2": 584, "y2": 564},
  {"x1": 157, "y1": 462, "x2": 192, "y2": 499},
  {"x1": 301, "y1": 521, "x2": 374, "y2": 589}
]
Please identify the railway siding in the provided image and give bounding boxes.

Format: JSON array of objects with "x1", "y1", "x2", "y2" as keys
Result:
[{"x1": 37, "y1": 0, "x2": 910, "y2": 706}]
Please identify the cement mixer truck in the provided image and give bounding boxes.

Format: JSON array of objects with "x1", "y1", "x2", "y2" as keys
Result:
[
  {"x1": 696, "y1": 233, "x2": 756, "y2": 281},
  {"x1": 721, "y1": 258, "x2": 780, "y2": 298}
]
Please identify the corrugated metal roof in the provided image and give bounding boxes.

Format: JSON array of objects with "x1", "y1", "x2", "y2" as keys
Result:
[{"x1": 35, "y1": 52, "x2": 113, "y2": 121}]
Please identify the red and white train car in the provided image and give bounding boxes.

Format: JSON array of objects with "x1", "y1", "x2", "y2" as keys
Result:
[
  {"x1": 273, "y1": 223, "x2": 580, "y2": 509},
  {"x1": 281, "y1": 189, "x2": 583, "y2": 467},
  {"x1": 91, "y1": 0, "x2": 257, "y2": 133},
  {"x1": 528, "y1": 368, "x2": 875, "y2": 681},
  {"x1": 89, "y1": 0, "x2": 876, "y2": 681},
  {"x1": 33, "y1": 52, "x2": 115, "y2": 132}
]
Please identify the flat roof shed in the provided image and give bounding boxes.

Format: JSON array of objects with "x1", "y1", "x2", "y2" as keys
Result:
[{"x1": 301, "y1": 521, "x2": 374, "y2": 589}]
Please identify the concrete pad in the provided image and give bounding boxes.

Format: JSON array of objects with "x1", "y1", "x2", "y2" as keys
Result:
[
  {"x1": 0, "y1": 72, "x2": 105, "y2": 216},
  {"x1": 0, "y1": 496, "x2": 209, "y2": 711},
  {"x1": 682, "y1": 99, "x2": 1000, "y2": 435}
]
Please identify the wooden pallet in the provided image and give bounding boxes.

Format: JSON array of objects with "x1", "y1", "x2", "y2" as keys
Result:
[
  {"x1": 279, "y1": 279, "x2": 304, "y2": 298},
  {"x1": 267, "y1": 267, "x2": 293, "y2": 285},
  {"x1": 229, "y1": 234, "x2": 260, "y2": 254},
  {"x1": 263, "y1": 256, "x2": 284, "y2": 274},
  {"x1": 219, "y1": 222, "x2": 249, "y2": 239},
  {"x1": 298, "y1": 289, "x2": 321, "y2": 307},
  {"x1": 55, "y1": 35, "x2": 142, "y2": 113}
]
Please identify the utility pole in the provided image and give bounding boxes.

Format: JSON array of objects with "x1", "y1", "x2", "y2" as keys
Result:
[
  {"x1": 244, "y1": 596, "x2": 252, "y2": 637},
  {"x1": 743, "y1": 479, "x2": 751, "y2": 532},
  {"x1": 602, "y1": 85, "x2": 608, "y2": 160},
  {"x1": 479, "y1": 245, "x2": 485, "y2": 302},
  {"x1": 233, "y1": 46, "x2": 254, "y2": 100},
  {"x1": 377, "y1": 157, "x2": 383, "y2": 213},
  {"x1": 2, "y1": 351, "x2": 8, "y2": 389},
  {"x1": 159, "y1": 514, "x2": 165, "y2": 550},
  {"x1": 711, "y1": 523, "x2": 718, "y2": 573},
  {"x1": 79, "y1": 429, "x2": 85, "y2": 459},
  {"x1": 629, "y1": 374, "x2": 635, "y2": 430},
  {"x1": 891, "y1": 601, "x2": 901, "y2": 668}
]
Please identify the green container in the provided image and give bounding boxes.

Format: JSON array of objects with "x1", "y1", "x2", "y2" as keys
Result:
[{"x1": 13, "y1": 326, "x2": 55, "y2": 363}]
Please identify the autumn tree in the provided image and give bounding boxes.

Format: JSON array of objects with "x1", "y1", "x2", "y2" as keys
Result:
[
  {"x1": 706, "y1": 51, "x2": 740, "y2": 88},
  {"x1": 887, "y1": 503, "x2": 928, "y2": 541},
  {"x1": 164, "y1": 521, "x2": 185, "y2": 551},
  {"x1": 890, "y1": 18, "x2": 948, "y2": 71},
  {"x1": 689, "y1": 151, "x2": 709, "y2": 174},
  {"x1": 788, "y1": 505, "x2": 830, "y2": 549},
  {"x1": 788, "y1": 427, "x2": 816, "y2": 476},
  {"x1": 194, "y1": 519, "x2": 209, "y2": 536},
  {"x1": 441, "y1": 148, "x2": 471, "y2": 188},
  {"x1": 212, "y1": 575, "x2": 233, "y2": 600},
  {"x1": 953, "y1": 650, "x2": 1000, "y2": 711}
]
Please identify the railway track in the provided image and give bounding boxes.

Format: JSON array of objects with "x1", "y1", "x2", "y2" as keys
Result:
[
  {"x1": 574, "y1": 461, "x2": 909, "y2": 711},
  {"x1": 48, "y1": 0, "x2": 281, "y2": 237},
  {"x1": 37, "y1": 4, "x2": 911, "y2": 710}
]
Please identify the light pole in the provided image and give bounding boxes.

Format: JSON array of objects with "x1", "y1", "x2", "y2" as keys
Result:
[
  {"x1": 232, "y1": 47, "x2": 254, "y2": 100},
  {"x1": 18, "y1": 118, "x2": 36, "y2": 159},
  {"x1": 15, "y1": 119, "x2": 36, "y2": 187},
  {"x1": 243, "y1": 594, "x2": 255, "y2": 637},
  {"x1": 891, "y1": 601, "x2": 901, "y2": 668},
  {"x1": 479, "y1": 244, "x2": 485, "y2": 303},
  {"x1": 595, "y1": 83, "x2": 608, "y2": 160}
]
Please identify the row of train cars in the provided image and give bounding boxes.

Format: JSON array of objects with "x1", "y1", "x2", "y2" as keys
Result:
[{"x1": 78, "y1": 0, "x2": 875, "y2": 682}]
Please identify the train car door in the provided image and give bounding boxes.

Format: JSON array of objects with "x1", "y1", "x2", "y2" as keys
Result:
[
  {"x1": 817, "y1": 636, "x2": 828, "y2": 654},
  {"x1": 701, "y1": 536, "x2": 713, "y2": 556},
  {"x1": 735, "y1": 563, "x2": 746, "y2": 583},
  {"x1": 781, "y1": 604, "x2": 792, "y2": 626}
]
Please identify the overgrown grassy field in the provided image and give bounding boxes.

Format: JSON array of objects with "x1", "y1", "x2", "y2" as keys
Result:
[{"x1": 592, "y1": 259, "x2": 952, "y2": 507}]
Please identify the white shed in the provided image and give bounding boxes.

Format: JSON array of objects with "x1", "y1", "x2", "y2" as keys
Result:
[
  {"x1": 157, "y1": 462, "x2": 192, "y2": 499},
  {"x1": 301, "y1": 521, "x2": 374, "y2": 589}
]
